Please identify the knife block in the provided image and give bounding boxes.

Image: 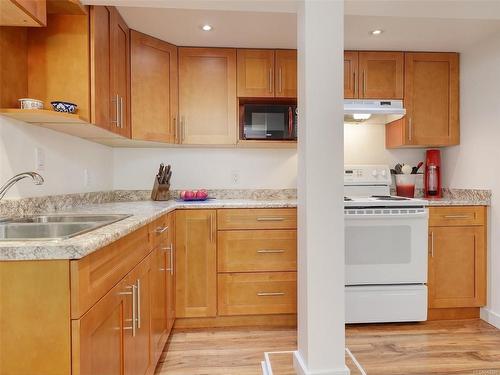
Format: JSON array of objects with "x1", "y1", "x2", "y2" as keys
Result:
[{"x1": 151, "y1": 178, "x2": 170, "y2": 201}]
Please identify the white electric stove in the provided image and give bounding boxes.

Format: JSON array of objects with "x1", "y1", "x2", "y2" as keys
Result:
[{"x1": 344, "y1": 165, "x2": 429, "y2": 324}]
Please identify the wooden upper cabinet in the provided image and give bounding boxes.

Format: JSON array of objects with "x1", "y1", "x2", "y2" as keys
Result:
[
  {"x1": 130, "y1": 30, "x2": 178, "y2": 143},
  {"x1": 275, "y1": 50, "x2": 297, "y2": 98},
  {"x1": 0, "y1": 0, "x2": 47, "y2": 26},
  {"x1": 386, "y1": 52, "x2": 459, "y2": 148},
  {"x1": 178, "y1": 47, "x2": 237, "y2": 145},
  {"x1": 237, "y1": 49, "x2": 275, "y2": 97},
  {"x1": 344, "y1": 51, "x2": 358, "y2": 99},
  {"x1": 175, "y1": 209, "x2": 217, "y2": 318},
  {"x1": 358, "y1": 51, "x2": 403, "y2": 99},
  {"x1": 109, "y1": 7, "x2": 130, "y2": 137}
]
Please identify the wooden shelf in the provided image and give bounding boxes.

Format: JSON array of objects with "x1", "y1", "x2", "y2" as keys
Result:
[{"x1": 0, "y1": 109, "x2": 298, "y2": 149}]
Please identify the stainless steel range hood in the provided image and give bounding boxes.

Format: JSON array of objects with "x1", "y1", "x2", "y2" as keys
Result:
[{"x1": 344, "y1": 99, "x2": 406, "y2": 125}]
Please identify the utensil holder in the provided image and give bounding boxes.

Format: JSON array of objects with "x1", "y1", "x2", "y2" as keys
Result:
[{"x1": 151, "y1": 178, "x2": 170, "y2": 201}]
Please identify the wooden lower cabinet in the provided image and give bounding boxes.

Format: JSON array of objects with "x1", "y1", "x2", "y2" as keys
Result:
[
  {"x1": 218, "y1": 272, "x2": 297, "y2": 316},
  {"x1": 175, "y1": 209, "x2": 217, "y2": 318},
  {"x1": 72, "y1": 277, "x2": 126, "y2": 375},
  {"x1": 427, "y1": 206, "x2": 487, "y2": 319}
]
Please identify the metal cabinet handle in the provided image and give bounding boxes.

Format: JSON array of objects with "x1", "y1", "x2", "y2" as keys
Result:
[
  {"x1": 172, "y1": 117, "x2": 177, "y2": 141},
  {"x1": 136, "y1": 279, "x2": 141, "y2": 329},
  {"x1": 430, "y1": 231, "x2": 435, "y2": 258},
  {"x1": 444, "y1": 215, "x2": 470, "y2": 219},
  {"x1": 208, "y1": 214, "x2": 215, "y2": 243},
  {"x1": 170, "y1": 243, "x2": 174, "y2": 275},
  {"x1": 353, "y1": 71, "x2": 357, "y2": 97},
  {"x1": 257, "y1": 249, "x2": 285, "y2": 254},
  {"x1": 269, "y1": 68, "x2": 273, "y2": 93},
  {"x1": 155, "y1": 226, "x2": 168, "y2": 234},
  {"x1": 257, "y1": 292, "x2": 285, "y2": 297},
  {"x1": 408, "y1": 117, "x2": 413, "y2": 141},
  {"x1": 256, "y1": 217, "x2": 285, "y2": 222},
  {"x1": 278, "y1": 67, "x2": 283, "y2": 93},
  {"x1": 119, "y1": 285, "x2": 136, "y2": 336},
  {"x1": 111, "y1": 94, "x2": 119, "y2": 127},
  {"x1": 180, "y1": 117, "x2": 186, "y2": 143},
  {"x1": 362, "y1": 71, "x2": 366, "y2": 97},
  {"x1": 120, "y1": 96, "x2": 124, "y2": 129}
]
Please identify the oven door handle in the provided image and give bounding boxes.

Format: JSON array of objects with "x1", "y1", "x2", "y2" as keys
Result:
[{"x1": 344, "y1": 211, "x2": 429, "y2": 220}]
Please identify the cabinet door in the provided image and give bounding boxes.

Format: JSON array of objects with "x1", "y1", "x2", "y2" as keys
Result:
[
  {"x1": 72, "y1": 278, "x2": 125, "y2": 375},
  {"x1": 275, "y1": 50, "x2": 297, "y2": 98},
  {"x1": 179, "y1": 48, "x2": 237, "y2": 145},
  {"x1": 90, "y1": 6, "x2": 111, "y2": 130},
  {"x1": 358, "y1": 51, "x2": 403, "y2": 99},
  {"x1": 237, "y1": 49, "x2": 275, "y2": 97},
  {"x1": 109, "y1": 7, "x2": 130, "y2": 138},
  {"x1": 344, "y1": 51, "x2": 358, "y2": 99},
  {"x1": 404, "y1": 52, "x2": 459, "y2": 147},
  {"x1": 150, "y1": 247, "x2": 168, "y2": 361},
  {"x1": 131, "y1": 30, "x2": 178, "y2": 143},
  {"x1": 428, "y1": 226, "x2": 486, "y2": 308},
  {"x1": 166, "y1": 213, "x2": 176, "y2": 333},
  {"x1": 124, "y1": 256, "x2": 152, "y2": 375},
  {"x1": 175, "y1": 209, "x2": 217, "y2": 318}
]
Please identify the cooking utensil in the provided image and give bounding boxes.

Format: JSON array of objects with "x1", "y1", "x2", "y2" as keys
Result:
[
  {"x1": 402, "y1": 164, "x2": 413, "y2": 175},
  {"x1": 412, "y1": 161, "x2": 424, "y2": 174},
  {"x1": 394, "y1": 164, "x2": 403, "y2": 174}
]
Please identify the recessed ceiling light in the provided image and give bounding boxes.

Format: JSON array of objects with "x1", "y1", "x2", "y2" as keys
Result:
[
  {"x1": 202, "y1": 24, "x2": 213, "y2": 31},
  {"x1": 371, "y1": 29, "x2": 383, "y2": 35}
]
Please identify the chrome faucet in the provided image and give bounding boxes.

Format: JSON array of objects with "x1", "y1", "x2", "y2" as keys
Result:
[{"x1": 0, "y1": 172, "x2": 44, "y2": 200}]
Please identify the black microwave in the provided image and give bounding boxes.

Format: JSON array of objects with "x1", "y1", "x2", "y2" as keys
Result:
[{"x1": 240, "y1": 103, "x2": 297, "y2": 141}]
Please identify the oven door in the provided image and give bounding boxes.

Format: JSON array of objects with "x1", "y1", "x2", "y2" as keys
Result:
[{"x1": 345, "y1": 207, "x2": 428, "y2": 285}]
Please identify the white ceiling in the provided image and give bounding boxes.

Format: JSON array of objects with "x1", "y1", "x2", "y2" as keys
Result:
[{"x1": 82, "y1": 0, "x2": 500, "y2": 51}]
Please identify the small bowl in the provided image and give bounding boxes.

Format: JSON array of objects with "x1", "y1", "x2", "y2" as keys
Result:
[
  {"x1": 51, "y1": 101, "x2": 78, "y2": 114},
  {"x1": 19, "y1": 98, "x2": 43, "y2": 110}
]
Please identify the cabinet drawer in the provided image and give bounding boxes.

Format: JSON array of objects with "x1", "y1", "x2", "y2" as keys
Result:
[
  {"x1": 149, "y1": 214, "x2": 170, "y2": 249},
  {"x1": 429, "y1": 206, "x2": 486, "y2": 227},
  {"x1": 70, "y1": 226, "x2": 151, "y2": 319},
  {"x1": 217, "y1": 208, "x2": 297, "y2": 230},
  {"x1": 218, "y1": 272, "x2": 296, "y2": 316},
  {"x1": 218, "y1": 230, "x2": 297, "y2": 272}
]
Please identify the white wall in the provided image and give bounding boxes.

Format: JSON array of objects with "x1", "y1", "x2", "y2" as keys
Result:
[
  {"x1": 112, "y1": 126, "x2": 423, "y2": 191},
  {"x1": 113, "y1": 147, "x2": 298, "y2": 190},
  {"x1": 442, "y1": 30, "x2": 500, "y2": 327},
  {"x1": 0, "y1": 117, "x2": 114, "y2": 199}
]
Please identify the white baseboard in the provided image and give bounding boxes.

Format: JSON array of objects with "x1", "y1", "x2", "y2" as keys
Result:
[
  {"x1": 481, "y1": 307, "x2": 500, "y2": 329},
  {"x1": 293, "y1": 351, "x2": 351, "y2": 375}
]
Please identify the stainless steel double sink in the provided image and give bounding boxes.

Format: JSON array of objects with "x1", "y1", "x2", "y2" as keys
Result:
[{"x1": 0, "y1": 214, "x2": 131, "y2": 241}]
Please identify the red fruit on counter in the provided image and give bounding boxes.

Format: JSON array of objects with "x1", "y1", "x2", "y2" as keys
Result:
[
  {"x1": 180, "y1": 190, "x2": 186, "y2": 199},
  {"x1": 196, "y1": 190, "x2": 208, "y2": 199},
  {"x1": 184, "y1": 190, "x2": 195, "y2": 199}
]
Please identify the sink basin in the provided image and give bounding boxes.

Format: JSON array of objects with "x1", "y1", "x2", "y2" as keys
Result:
[
  {"x1": 0, "y1": 214, "x2": 131, "y2": 241},
  {"x1": 9, "y1": 214, "x2": 131, "y2": 224}
]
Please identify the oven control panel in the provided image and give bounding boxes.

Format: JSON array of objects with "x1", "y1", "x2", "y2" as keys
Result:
[{"x1": 344, "y1": 165, "x2": 392, "y2": 185}]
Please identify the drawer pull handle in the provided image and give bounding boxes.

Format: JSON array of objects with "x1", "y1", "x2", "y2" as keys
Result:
[
  {"x1": 155, "y1": 226, "x2": 168, "y2": 234},
  {"x1": 257, "y1": 292, "x2": 285, "y2": 297},
  {"x1": 443, "y1": 215, "x2": 470, "y2": 219},
  {"x1": 257, "y1": 249, "x2": 285, "y2": 254},
  {"x1": 256, "y1": 217, "x2": 285, "y2": 222}
]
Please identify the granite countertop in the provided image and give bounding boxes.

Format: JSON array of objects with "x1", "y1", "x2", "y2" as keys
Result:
[{"x1": 0, "y1": 199, "x2": 297, "y2": 261}]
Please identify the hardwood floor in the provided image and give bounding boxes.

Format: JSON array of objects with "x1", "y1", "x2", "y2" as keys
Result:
[{"x1": 155, "y1": 320, "x2": 500, "y2": 375}]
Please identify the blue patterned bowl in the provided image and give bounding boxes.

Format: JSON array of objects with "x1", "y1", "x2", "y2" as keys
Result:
[{"x1": 51, "y1": 101, "x2": 78, "y2": 113}]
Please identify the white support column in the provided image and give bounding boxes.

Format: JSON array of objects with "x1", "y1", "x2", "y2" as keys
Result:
[{"x1": 294, "y1": 1, "x2": 348, "y2": 375}]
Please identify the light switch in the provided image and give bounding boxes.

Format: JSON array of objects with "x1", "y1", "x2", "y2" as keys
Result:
[{"x1": 35, "y1": 147, "x2": 45, "y2": 171}]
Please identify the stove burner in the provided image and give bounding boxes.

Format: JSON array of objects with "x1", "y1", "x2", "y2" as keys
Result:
[{"x1": 372, "y1": 195, "x2": 410, "y2": 201}]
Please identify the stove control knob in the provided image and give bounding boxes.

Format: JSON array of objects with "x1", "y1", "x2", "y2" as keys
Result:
[
  {"x1": 371, "y1": 170, "x2": 378, "y2": 177},
  {"x1": 380, "y1": 169, "x2": 387, "y2": 177}
]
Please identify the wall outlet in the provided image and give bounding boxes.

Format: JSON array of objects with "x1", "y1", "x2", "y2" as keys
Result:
[
  {"x1": 83, "y1": 169, "x2": 91, "y2": 187},
  {"x1": 35, "y1": 147, "x2": 45, "y2": 171},
  {"x1": 231, "y1": 170, "x2": 240, "y2": 185}
]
